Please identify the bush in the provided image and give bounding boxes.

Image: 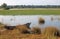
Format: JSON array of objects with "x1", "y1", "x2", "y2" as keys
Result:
[
  {"x1": 39, "y1": 17, "x2": 45, "y2": 24},
  {"x1": 4, "y1": 7, "x2": 10, "y2": 10}
]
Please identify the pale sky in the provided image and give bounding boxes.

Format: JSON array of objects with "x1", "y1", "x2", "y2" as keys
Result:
[{"x1": 0, "y1": 0, "x2": 60, "y2": 5}]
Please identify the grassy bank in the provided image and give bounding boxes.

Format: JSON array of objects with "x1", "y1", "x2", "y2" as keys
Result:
[{"x1": 0, "y1": 8, "x2": 60, "y2": 15}]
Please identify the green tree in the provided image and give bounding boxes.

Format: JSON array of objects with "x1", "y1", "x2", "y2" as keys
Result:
[{"x1": 1, "y1": 3, "x2": 10, "y2": 10}]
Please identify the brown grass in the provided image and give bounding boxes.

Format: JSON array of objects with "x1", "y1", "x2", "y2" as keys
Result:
[
  {"x1": 16, "y1": 25, "x2": 30, "y2": 34},
  {"x1": 0, "y1": 24, "x2": 46, "y2": 39},
  {"x1": 42, "y1": 26, "x2": 60, "y2": 39},
  {"x1": 0, "y1": 25, "x2": 60, "y2": 39},
  {"x1": 31, "y1": 27, "x2": 41, "y2": 34},
  {"x1": 43, "y1": 26, "x2": 59, "y2": 36}
]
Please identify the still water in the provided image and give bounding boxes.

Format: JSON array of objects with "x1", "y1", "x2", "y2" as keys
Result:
[{"x1": 0, "y1": 15, "x2": 60, "y2": 29}]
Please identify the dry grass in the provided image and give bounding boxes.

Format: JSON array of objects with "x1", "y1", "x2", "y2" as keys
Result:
[
  {"x1": 42, "y1": 26, "x2": 60, "y2": 39},
  {"x1": 0, "y1": 25, "x2": 46, "y2": 39},
  {"x1": 31, "y1": 27, "x2": 41, "y2": 34},
  {"x1": 16, "y1": 25, "x2": 30, "y2": 34},
  {"x1": 43, "y1": 27, "x2": 59, "y2": 36},
  {"x1": 0, "y1": 25, "x2": 60, "y2": 39}
]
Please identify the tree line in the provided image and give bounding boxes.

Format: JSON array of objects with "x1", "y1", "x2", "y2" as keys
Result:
[{"x1": 0, "y1": 3, "x2": 60, "y2": 10}]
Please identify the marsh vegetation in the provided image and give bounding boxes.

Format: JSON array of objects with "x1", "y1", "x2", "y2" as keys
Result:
[{"x1": 0, "y1": 15, "x2": 60, "y2": 39}]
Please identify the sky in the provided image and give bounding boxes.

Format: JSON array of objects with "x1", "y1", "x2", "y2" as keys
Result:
[{"x1": 0, "y1": 0, "x2": 60, "y2": 5}]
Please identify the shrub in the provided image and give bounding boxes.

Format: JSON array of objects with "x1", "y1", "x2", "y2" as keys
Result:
[
  {"x1": 39, "y1": 17, "x2": 45, "y2": 24},
  {"x1": 4, "y1": 7, "x2": 10, "y2": 10}
]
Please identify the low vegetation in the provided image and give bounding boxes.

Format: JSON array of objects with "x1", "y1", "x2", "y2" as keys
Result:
[
  {"x1": 30, "y1": 27, "x2": 41, "y2": 34},
  {"x1": 42, "y1": 26, "x2": 60, "y2": 39},
  {"x1": 0, "y1": 23, "x2": 60, "y2": 39},
  {"x1": 0, "y1": 9, "x2": 60, "y2": 15},
  {"x1": 39, "y1": 17, "x2": 45, "y2": 24}
]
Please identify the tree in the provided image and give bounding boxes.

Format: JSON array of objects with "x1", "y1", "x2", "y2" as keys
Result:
[{"x1": 1, "y1": 3, "x2": 10, "y2": 10}]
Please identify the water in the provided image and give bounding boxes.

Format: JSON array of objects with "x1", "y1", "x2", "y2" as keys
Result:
[{"x1": 0, "y1": 15, "x2": 60, "y2": 29}]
